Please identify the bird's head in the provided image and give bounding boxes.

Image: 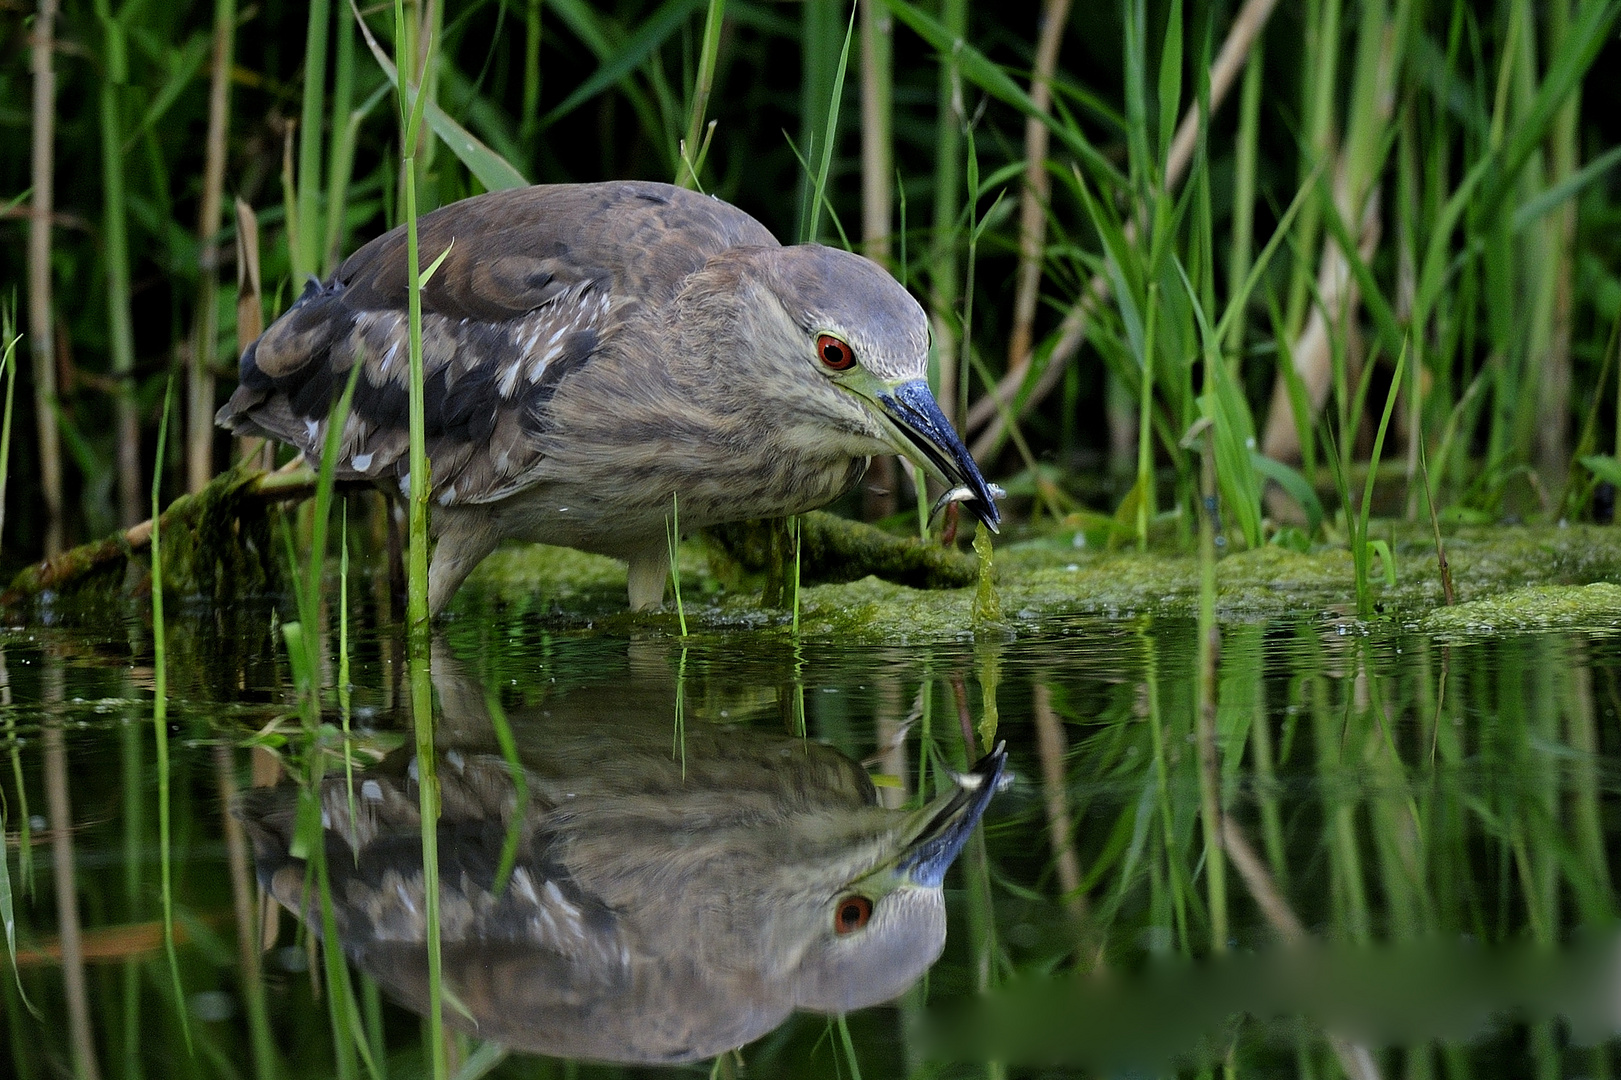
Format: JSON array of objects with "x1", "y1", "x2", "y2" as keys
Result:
[
  {"x1": 679, "y1": 243, "x2": 1001, "y2": 530},
  {"x1": 751, "y1": 743, "x2": 1008, "y2": 1014}
]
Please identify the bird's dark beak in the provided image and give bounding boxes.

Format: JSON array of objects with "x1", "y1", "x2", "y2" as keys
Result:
[
  {"x1": 876, "y1": 380, "x2": 1002, "y2": 532},
  {"x1": 896, "y1": 743, "x2": 1008, "y2": 888}
]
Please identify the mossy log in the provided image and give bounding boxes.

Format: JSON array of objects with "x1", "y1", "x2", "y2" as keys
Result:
[
  {"x1": 705, "y1": 512, "x2": 978, "y2": 595},
  {"x1": 3, "y1": 469, "x2": 974, "y2": 618},
  {"x1": 2, "y1": 461, "x2": 312, "y2": 613}
]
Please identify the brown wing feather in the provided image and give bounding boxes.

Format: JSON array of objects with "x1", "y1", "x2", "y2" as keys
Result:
[{"x1": 216, "y1": 181, "x2": 777, "y2": 503}]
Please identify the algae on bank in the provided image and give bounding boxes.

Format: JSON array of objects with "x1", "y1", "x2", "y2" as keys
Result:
[{"x1": 11, "y1": 457, "x2": 1621, "y2": 643}]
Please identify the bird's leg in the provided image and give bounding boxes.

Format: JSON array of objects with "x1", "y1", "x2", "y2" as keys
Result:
[
  {"x1": 625, "y1": 543, "x2": 670, "y2": 611},
  {"x1": 426, "y1": 513, "x2": 502, "y2": 616}
]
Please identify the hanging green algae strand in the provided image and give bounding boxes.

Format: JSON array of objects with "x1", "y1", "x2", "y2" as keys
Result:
[
  {"x1": 972, "y1": 521, "x2": 1001, "y2": 626},
  {"x1": 976, "y1": 642, "x2": 1000, "y2": 748}
]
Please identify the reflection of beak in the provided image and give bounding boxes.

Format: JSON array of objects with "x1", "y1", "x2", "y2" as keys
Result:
[
  {"x1": 869, "y1": 379, "x2": 1002, "y2": 532},
  {"x1": 896, "y1": 743, "x2": 1008, "y2": 888}
]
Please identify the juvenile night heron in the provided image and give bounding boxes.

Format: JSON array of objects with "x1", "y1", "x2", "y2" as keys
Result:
[
  {"x1": 217, "y1": 181, "x2": 1001, "y2": 614},
  {"x1": 238, "y1": 660, "x2": 1007, "y2": 1065}
]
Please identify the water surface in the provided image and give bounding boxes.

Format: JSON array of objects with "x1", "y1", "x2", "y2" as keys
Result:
[{"x1": 3, "y1": 592, "x2": 1619, "y2": 1078}]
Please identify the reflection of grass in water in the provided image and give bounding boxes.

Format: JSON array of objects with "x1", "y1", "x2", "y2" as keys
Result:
[
  {"x1": 5, "y1": 612, "x2": 1619, "y2": 1075},
  {"x1": 149, "y1": 376, "x2": 190, "y2": 1050},
  {"x1": 673, "y1": 646, "x2": 688, "y2": 781},
  {"x1": 0, "y1": 302, "x2": 34, "y2": 1015},
  {"x1": 483, "y1": 692, "x2": 530, "y2": 896}
]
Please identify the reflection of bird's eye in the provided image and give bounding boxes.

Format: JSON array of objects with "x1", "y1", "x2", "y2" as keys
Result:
[
  {"x1": 833, "y1": 895, "x2": 873, "y2": 934},
  {"x1": 817, "y1": 334, "x2": 856, "y2": 371}
]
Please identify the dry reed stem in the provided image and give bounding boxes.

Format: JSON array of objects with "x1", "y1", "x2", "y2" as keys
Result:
[
  {"x1": 861, "y1": 0, "x2": 898, "y2": 519},
  {"x1": 860, "y1": 0, "x2": 892, "y2": 265},
  {"x1": 1031, "y1": 684, "x2": 1091, "y2": 937},
  {"x1": 44, "y1": 657, "x2": 103, "y2": 1080},
  {"x1": 189, "y1": 0, "x2": 237, "y2": 493},
  {"x1": 1538, "y1": 24, "x2": 1581, "y2": 477},
  {"x1": 215, "y1": 743, "x2": 266, "y2": 993},
  {"x1": 1261, "y1": 19, "x2": 1397, "y2": 461},
  {"x1": 1260, "y1": 173, "x2": 1383, "y2": 460},
  {"x1": 872, "y1": 676, "x2": 909, "y2": 810},
  {"x1": 28, "y1": 0, "x2": 63, "y2": 557},
  {"x1": 234, "y1": 199, "x2": 271, "y2": 470},
  {"x1": 927, "y1": 0, "x2": 966, "y2": 427},
  {"x1": 12, "y1": 919, "x2": 204, "y2": 966},
  {"x1": 1005, "y1": 0, "x2": 1070, "y2": 378},
  {"x1": 1222, "y1": 818, "x2": 1385, "y2": 1080},
  {"x1": 967, "y1": 0, "x2": 1281, "y2": 456}
]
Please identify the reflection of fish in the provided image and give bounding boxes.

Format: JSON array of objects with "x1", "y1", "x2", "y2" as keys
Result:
[{"x1": 238, "y1": 663, "x2": 1005, "y2": 1066}]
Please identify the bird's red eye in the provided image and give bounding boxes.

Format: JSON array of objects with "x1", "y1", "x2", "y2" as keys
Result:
[
  {"x1": 833, "y1": 895, "x2": 873, "y2": 934},
  {"x1": 817, "y1": 334, "x2": 856, "y2": 371}
]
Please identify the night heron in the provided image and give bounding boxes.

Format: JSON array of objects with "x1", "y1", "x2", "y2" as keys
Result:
[
  {"x1": 217, "y1": 181, "x2": 1001, "y2": 614},
  {"x1": 238, "y1": 661, "x2": 1007, "y2": 1064}
]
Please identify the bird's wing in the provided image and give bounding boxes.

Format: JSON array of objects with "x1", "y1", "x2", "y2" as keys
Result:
[
  {"x1": 236, "y1": 759, "x2": 636, "y2": 969},
  {"x1": 216, "y1": 182, "x2": 776, "y2": 503}
]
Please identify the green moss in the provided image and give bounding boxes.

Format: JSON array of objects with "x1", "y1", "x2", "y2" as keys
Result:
[
  {"x1": 632, "y1": 523, "x2": 1621, "y2": 643},
  {"x1": 1418, "y1": 583, "x2": 1621, "y2": 636},
  {"x1": 16, "y1": 484, "x2": 1621, "y2": 643},
  {"x1": 706, "y1": 511, "x2": 978, "y2": 591},
  {"x1": 2, "y1": 460, "x2": 282, "y2": 618}
]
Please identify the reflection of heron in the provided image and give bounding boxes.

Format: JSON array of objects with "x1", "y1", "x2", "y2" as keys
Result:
[
  {"x1": 216, "y1": 181, "x2": 1001, "y2": 615},
  {"x1": 239, "y1": 660, "x2": 1006, "y2": 1065}
]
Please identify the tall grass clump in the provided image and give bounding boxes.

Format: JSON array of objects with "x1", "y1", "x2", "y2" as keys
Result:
[{"x1": 3, "y1": 0, "x2": 1621, "y2": 607}]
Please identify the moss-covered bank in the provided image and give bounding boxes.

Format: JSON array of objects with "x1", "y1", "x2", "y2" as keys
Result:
[{"x1": 460, "y1": 523, "x2": 1621, "y2": 642}]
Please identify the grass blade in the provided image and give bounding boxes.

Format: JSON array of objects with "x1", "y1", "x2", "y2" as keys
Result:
[
  {"x1": 150, "y1": 375, "x2": 191, "y2": 1052},
  {"x1": 351, "y1": 0, "x2": 529, "y2": 191}
]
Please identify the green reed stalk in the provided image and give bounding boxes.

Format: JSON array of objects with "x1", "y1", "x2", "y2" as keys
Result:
[
  {"x1": 929, "y1": 0, "x2": 966, "y2": 425},
  {"x1": 323, "y1": 3, "x2": 357, "y2": 274},
  {"x1": 804, "y1": 4, "x2": 855, "y2": 245},
  {"x1": 677, "y1": 0, "x2": 725, "y2": 189},
  {"x1": 395, "y1": 3, "x2": 444, "y2": 1071},
  {"x1": 0, "y1": 348, "x2": 30, "y2": 1021},
  {"x1": 958, "y1": 125, "x2": 994, "y2": 456},
  {"x1": 667, "y1": 493, "x2": 688, "y2": 636},
  {"x1": 1226, "y1": 34, "x2": 1262, "y2": 356},
  {"x1": 294, "y1": 0, "x2": 332, "y2": 281},
  {"x1": 519, "y1": 0, "x2": 541, "y2": 156},
  {"x1": 1136, "y1": 282, "x2": 1158, "y2": 550},
  {"x1": 150, "y1": 376, "x2": 191, "y2": 1051},
  {"x1": 790, "y1": 513, "x2": 802, "y2": 635},
  {"x1": 1353, "y1": 341, "x2": 1406, "y2": 617},
  {"x1": 1283, "y1": 0, "x2": 1342, "y2": 340},
  {"x1": 0, "y1": 309, "x2": 16, "y2": 570},
  {"x1": 0, "y1": 312, "x2": 24, "y2": 930},
  {"x1": 835, "y1": 1014, "x2": 865, "y2": 1080},
  {"x1": 1142, "y1": 627, "x2": 1191, "y2": 949}
]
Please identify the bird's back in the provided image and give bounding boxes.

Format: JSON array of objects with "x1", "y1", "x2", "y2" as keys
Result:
[{"x1": 216, "y1": 182, "x2": 778, "y2": 505}]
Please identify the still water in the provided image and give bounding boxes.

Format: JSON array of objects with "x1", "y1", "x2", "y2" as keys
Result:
[{"x1": 2, "y1": 590, "x2": 1619, "y2": 1078}]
